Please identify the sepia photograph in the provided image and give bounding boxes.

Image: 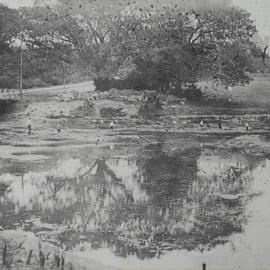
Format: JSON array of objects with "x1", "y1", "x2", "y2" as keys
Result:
[{"x1": 0, "y1": 0, "x2": 270, "y2": 269}]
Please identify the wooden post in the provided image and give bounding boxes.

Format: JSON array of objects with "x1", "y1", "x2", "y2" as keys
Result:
[
  {"x1": 18, "y1": 9, "x2": 23, "y2": 100},
  {"x1": 19, "y1": 37, "x2": 23, "y2": 100}
]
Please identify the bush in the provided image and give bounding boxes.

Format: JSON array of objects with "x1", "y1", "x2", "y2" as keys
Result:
[
  {"x1": 94, "y1": 78, "x2": 114, "y2": 92},
  {"x1": 99, "y1": 107, "x2": 125, "y2": 117},
  {"x1": 0, "y1": 76, "x2": 17, "y2": 89},
  {"x1": 124, "y1": 71, "x2": 156, "y2": 90},
  {"x1": 22, "y1": 78, "x2": 49, "y2": 89},
  {"x1": 138, "y1": 94, "x2": 162, "y2": 118},
  {"x1": 182, "y1": 85, "x2": 203, "y2": 102},
  {"x1": 93, "y1": 75, "x2": 202, "y2": 103},
  {"x1": 169, "y1": 83, "x2": 202, "y2": 102},
  {"x1": 93, "y1": 73, "x2": 156, "y2": 92}
]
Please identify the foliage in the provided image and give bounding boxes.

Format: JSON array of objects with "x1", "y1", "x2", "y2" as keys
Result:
[
  {"x1": 93, "y1": 74, "x2": 154, "y2": 91},
  {"x1": 0, "y1": 4, "x2": 90, "y2": 89},
  {"x1": 0, "y1": 0, "x2": 267, "y2": 92},
  {"x1": 171, "y1": 83, "x2": 203, "y2": 102},
  {"x1": 0, "y1": 4, "x2": 20, "y2": 51},
  {"x1": 46, "y1": 0, "x2": 261, "y2": 93},
  {"x1": 138, "y1": 93, "x2": 162, "y2": 118},
  {"x1": 116, "y1": 7, "x2": 258, "y2": 91},
  {"x1": 99, "y1": 107, "x2": 125, "y2": 117},
  {"x1": 0, "y1": 76, "x2": 17, "y2": 88}
]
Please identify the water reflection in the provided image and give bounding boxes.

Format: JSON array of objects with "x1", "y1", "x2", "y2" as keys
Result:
[{"x1": 0, "y1": 142, "x2": 263, "y2": 260}]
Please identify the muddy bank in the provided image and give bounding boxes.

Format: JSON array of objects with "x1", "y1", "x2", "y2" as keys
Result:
[{"x1": 1, "y1": 81, "x2": 270, "y2": 152}]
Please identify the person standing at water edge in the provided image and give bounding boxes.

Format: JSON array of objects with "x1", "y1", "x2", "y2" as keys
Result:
[
  {"x1": 27, "y1": 118, "x2": 32, "y2": 135},
  {"x1": 245, "y1": 122, "x2": 249, "y2": 132},
  {"x1": 218, "y1": 117, "x2": 222, "y2": 130},
  {"x1": 57, "y1": 123, "x2": 61, "y2": 134},
  {"x1": 110, "y1": 121, "x2": 114, "y2": 130}
]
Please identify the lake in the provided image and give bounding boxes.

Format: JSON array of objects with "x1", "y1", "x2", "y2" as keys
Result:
[{"x1": 0, "y1": 132, "x2": 269, "y2": 269}]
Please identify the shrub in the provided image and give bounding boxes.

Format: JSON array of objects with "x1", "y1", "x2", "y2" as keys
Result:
[
  {"x1": 99, "y1": 107, "x2": 125, "y2": 117},
  {"x1": 0, "y1": 76, "x2": 17, "y2": 89},
  {"x1": 22, "y1": 78, "x2": 48, "y2": 89},
  {"x1": 138, "y1": 94, "x2": 162, "y2": 118},
  {"x1": 93, "y1": 73, "x2": 156, "y2": 92},
  {"x1": 94, "y1": 78, "x2": 114, "y2": 92},
  {"x1": 182, "y1": 85, "x2": 203, "y2": 102},
  {"x1": 169, "y1": 83, "x2": 202, "y2": 102}
]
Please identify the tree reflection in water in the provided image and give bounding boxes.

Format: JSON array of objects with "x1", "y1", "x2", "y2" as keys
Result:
[{"x1": 0, "y1": 142, "x2": 261, "y2": 260}]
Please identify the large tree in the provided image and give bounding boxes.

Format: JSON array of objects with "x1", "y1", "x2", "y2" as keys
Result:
[
  {"x1": 42, "y1": 0, "x2": 259, "y2": 91},
  {"x1": 0, "y1": 3, "x2": 87, "y2": 88},
  {"x1": 0, "y1": 0, "x2": 263, "y2": 90},
  {"x1": 0, "y1": 4, "x2": 21, "y2": 88},
  {"x1": 109, "y1": 5, "x2": 258, "y2": 91}
]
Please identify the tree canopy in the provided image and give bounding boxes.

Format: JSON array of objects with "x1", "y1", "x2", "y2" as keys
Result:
[
  {"x1": 45, "y1": 0, "x2": 260, "y2": 90},
  {"x1": 0, "y1": 0, "x2": 267, "y2": 91}
]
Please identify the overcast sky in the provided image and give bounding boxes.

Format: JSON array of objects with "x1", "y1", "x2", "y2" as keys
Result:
[
  {"x1": 1, "y1": 0, "x2": 269, "y2": 37},
  {"x1": 232, "y1": 0, "x2": 270, "y2": 37}
]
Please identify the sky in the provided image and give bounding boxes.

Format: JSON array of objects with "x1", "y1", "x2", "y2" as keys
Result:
[
  {"x1": 0, "y1": 0, "x2": 269, "y2": 38},
  {"x1": 232, "y1": 0, "x2": 270, "y2": 37}
]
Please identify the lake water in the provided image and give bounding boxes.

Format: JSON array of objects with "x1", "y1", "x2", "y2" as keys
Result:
[{"x1": 0, "y1": 132, "x2": 270, "y2": 269}]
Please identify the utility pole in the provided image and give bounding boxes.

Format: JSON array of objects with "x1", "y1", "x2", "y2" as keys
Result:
[
  {"x1": 18, "y1": 8, "x2": 23, "y2": 100},
  {"x1": 19, "y1": 36, "x2": 23, "y2": 100}
]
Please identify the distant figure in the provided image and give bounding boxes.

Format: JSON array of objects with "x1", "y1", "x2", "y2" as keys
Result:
[
  {"x1": 100, "y1": 119, "x2": 104, "y2": 124},
  {"x1": 27, "y1": 118, "x2": 32, "y2": 135},
  {"x1": 96, "y1": 138, "x2": 100, "y2": 145},
  {"x1": 218, "y1": 118, "x2": 222, "y2": 130},
  {"x1": 57, "y1": 123, "x2": 61, "y2": 134},
  {"x1": 245, "y1": 122, "x2": 249, "y2": 132},
  {"x1": 110, "y1": 121, "x2": 114, "y2": 129},
  {"x1": 200, "y1": 120, "x2": 204, "y2": 127}
]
